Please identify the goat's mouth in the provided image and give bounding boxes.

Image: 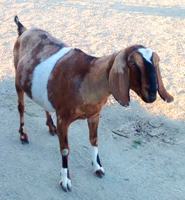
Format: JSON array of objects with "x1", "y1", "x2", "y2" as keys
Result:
[{"x1": 141, "y1": 92, "x2": 157, "y2": 103}]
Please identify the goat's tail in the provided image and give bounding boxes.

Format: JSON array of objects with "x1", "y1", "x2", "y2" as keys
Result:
[{"x1": 14, "y1": 15, "x2": 27, "y2": 36}]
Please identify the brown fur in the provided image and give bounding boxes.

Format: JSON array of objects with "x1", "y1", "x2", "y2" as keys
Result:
[
  {"x1": 14, "y1": 28, "x2": 67, "y2": 98},
  {"x1": 45, "y1": 111, "x2": 57, "y2": 135},
  {"x1": 152, "y1": 52, "x2": 173, "y2": 102},
  {"x1": 14, "y1": 23, "x2": 173, "y2": 190}
]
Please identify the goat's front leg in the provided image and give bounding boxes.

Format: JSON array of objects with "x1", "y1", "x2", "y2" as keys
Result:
[
  {"x1": 57, "y1": 116, "x2": 71, "y2": 191},
  {"x1": 15, "y1": 84, "x2": 29, "y2": 144},
  {"x1": 88, "y1": 114, "x2": 105, "y2": 178},
  {"x1": 45, "y1": 111, "x2": 57, "y2": 135}
]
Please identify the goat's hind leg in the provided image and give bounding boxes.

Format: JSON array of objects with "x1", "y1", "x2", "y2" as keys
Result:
[
  {"x1": 45, "y1": 111, "x2": 57, "y2": 135},
  {"x1": 15, "y1": 84, "x2": 29, "y2": 144},
  {"x1": 57, "y1": 116, "x2": 72, "y2": 191},
  {"x1": 88, "y1": 114, "x2": 105, "y2": 178}
]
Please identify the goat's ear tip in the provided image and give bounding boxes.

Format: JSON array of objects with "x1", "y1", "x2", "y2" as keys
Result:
[
  {"x1": 118, "y1": 100, "x2": 129, "y2": 107},
  {"x1": 161, "y1": 95, "x2": 174, "y2": 103},
  {"x1": 166, "y1": 96, "x2": 174, "y2": 103},
  {"x1": 123, "y1": 103, "x2": 129, "y2": 107}
]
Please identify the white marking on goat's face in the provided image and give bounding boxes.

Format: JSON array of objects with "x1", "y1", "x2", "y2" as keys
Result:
[
  {"x1": 138, "y1": 48, "x2": 153, "y2": 64},
  {"x1": 31, "y1": 47, "x2": 72, "y2": 112}
]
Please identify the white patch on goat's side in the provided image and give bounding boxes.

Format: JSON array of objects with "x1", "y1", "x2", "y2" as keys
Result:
[
  {"x1": 138, "y1": 48, "x2": 153, "y2": 64},
  {"x1": 31, "y1": 47, "x2": 72, "y2": 112},
  {"x1": 60, "y1": 168, "x2": 72, "y2": 190},
  {"x1": 91, "y1": 146, "x2": 104, "y2": 173}
]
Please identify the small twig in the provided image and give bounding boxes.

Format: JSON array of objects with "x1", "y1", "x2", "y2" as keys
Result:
[
  {"x1": 175, "y1": 140, "x2": 184, "y2": 145},
  {"x1": 112, "y1": 130, "x2": 129, "y2": 138},
  {"x1": 162, "y1": 139, "x2": 171, "y2": 144},
  {"x1": 124, "y1": 158, "x2": 144, "y2": 171},
  {"x1": 147, "y1": 132, "x2": 159, "y2": 138},
  {"x1": 172, "y1": 188, "x2": 184, "y2": 192},
  {"x1": 148, "y1": 121, "x2": 162, "y2": 128}
]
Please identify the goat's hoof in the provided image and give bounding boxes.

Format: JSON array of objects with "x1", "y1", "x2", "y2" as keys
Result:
[
  {"x1": 95, "y1": 169, "x2": 105, "y2": 178},
  {"x1": 49, "y1": 127, "x2": 57, "y2": 136},
  {"x1": 20, "y1": 134, "x2": 29, "y2": 144},
  {"x1": 50, "y1": 130, "x2": 57, "y2": 136},
  {"x1": 59, "y1": 179, "x2": 72, "y2": 192},
  {"x1": 49, "y1": 131, "x2": 56, "y2": 136}
]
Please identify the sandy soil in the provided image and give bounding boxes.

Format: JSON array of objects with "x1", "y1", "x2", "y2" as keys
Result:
[{"x1": 0, "y1": 0, "x2": 185, "y2": 199}]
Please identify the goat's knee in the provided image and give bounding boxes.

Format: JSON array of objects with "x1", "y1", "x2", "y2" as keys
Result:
[
  {"x1": 60, "y1": 148, "x2": 71, "y2": 191},
  {"x1": 90, "y1": 135, "x2": 98, "y2": 146},
  {"x1": 18, "y1": 103, "x2": 24, "y2": 115}
]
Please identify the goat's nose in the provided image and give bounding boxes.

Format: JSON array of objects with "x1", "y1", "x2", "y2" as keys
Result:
[
  {"x1": 148, "y1": 93, "x2": 156, "y2": 102},
  {"x1": 150, "y1": 93, "x2": 156, "y2": 97}
]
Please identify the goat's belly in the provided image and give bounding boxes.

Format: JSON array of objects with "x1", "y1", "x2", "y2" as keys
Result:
[
  {"x1": 75, "y1": 103, "x2": 105, "y2": 119},
  {"x1": 31, "y1": 47, "x2": 72, "y2": 112},
  {"x1": 32, "y1": 92, "x2": 55, "y2": 112}
]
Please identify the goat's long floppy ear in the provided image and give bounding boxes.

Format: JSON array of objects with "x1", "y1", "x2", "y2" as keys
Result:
[
  {"x1": 153, "y1": 52, "x2": 174, "y2": 103},
  {"x1": 109, "y1": 51, "x2": 130, "y2": 106}
]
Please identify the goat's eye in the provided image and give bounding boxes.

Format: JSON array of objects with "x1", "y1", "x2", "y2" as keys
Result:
[
  {"x1": 129, "y1": 62, "x2": 135, "y2": 66},
  {"x1": 132, "y1": 63, "x2": 137, "y2": 67}
]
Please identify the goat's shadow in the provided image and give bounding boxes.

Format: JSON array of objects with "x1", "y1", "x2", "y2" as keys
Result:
[
  {"x1": 0, "y1": 76, "x2": 184, "y2": 146},
  {"x1": 102, "y1": 96, "x2": 185, "y2": 146}
]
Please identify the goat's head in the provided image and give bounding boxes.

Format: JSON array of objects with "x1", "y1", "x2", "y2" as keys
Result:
[{"x1": 109, "y1": 45, "x2": 174, "y2": 106}]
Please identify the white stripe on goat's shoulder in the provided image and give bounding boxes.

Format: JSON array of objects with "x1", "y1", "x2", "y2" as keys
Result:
[
  {"x1": 138, "y1": 48, "x2": 153, "y2": 64},
  {"x1": 31, "y1": 47, "x2": 72, "y2": 112}
]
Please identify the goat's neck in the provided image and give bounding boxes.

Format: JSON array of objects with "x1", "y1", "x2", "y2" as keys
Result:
[
  {"x1": 93, "y1": 52, "x2": 118, "y2": 91},
  {"x1": 80, "y1": 52, "x2": 118, "y2": 105}
]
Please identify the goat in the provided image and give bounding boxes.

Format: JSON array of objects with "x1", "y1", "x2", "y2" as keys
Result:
[{"x1": 13, "y1": 16, "x2": 174, "y2": 191}]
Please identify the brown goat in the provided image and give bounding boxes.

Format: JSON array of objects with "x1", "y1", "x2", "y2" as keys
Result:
[{"x1": 13, "y1": 16, "x2": 173, "y2": 191}]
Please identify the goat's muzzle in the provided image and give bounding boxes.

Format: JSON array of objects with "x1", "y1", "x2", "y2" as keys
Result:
[
  {"x1": 147, "y1": 92, "x2": 157, "y2": 103},
  {"x1": 140, "y1": 89, "x2": 157, "y2": 103}
]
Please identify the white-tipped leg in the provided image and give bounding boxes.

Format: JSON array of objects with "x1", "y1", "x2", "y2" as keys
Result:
[
  {"x1": 60, "y1": 168, "x2": 72, "y2": 192},
  {"x1": 91, "y1": 146, "x2": 105, "y2": 177},
  {"x1": 16, "y1": 85, "x2": 29, "y2": 144},
  {"x1": 57, "y1": 119, "x2": 71, "y2": 192}
]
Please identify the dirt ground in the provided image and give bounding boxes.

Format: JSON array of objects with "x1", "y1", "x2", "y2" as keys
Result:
[{"x1": 0, "y1": 1, "x2": 185, "y2": 200}]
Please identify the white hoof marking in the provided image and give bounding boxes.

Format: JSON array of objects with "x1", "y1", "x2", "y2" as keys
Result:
[
  {"x1": 60, "y1": 168, "x2": 72, "y2": 191},
  {"x1": 91, "y1": 146, "x2": 105, "y2": 174}
]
